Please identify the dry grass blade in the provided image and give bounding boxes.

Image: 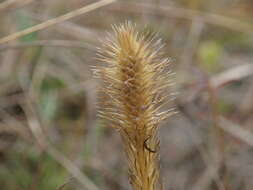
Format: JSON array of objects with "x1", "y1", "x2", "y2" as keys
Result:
[
  {"x1": 210, "y1": 64, "x2": 253, "y2": 89},
  {"x1": 0, "y1": 0, "x2": 19, "y2": 11},
  {"x1": 0, "y1": 40, "x2": 96, "y2": 51},
  {"x1": 0, "y1": 0, "x2": 116, "y2": 44},
  {"x1": 28, "y1": 13, "x2": 101, "y2": 42},
  {"x1": 0, "y1": 0, "x2": 33, "y2": 11},
  {"x1": 110, "y1": 2, "x2": 253, "y2": 35},
  {"x1": 218, "y1": 117, "x2": 253, "y2": 147}
]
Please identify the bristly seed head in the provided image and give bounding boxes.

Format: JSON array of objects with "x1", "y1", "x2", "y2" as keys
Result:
[{"x1": 95, "y1": 21, "x2": 175, "y2": 190}]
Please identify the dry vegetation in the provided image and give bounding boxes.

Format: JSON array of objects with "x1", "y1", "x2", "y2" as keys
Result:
[{"x1": 0, "y1": 0, "x2": 253, "y2": 190}]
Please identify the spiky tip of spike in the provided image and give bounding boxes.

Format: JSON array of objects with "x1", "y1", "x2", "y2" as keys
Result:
[{"x1": 95, "y1": 21, "x2": 175, "y2": 190}]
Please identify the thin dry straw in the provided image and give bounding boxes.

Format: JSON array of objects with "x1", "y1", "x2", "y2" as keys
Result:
[
  {"x1": 0, "y1": 40, "x2": 96, "y2": 51},
  {"x1": 0, "y1": 0, "x2": 116, "y2": 44},
  {"x1": 109, "y1": 2, "x2": 253, "y2": 35},
  {"x1": 0, "y1": 0, "x2": 32, "y2": 11}
]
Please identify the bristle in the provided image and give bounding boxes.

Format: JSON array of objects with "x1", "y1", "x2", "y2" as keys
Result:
[{"x1": 96, "y1": 21, "x2": 174, "y2": 190}]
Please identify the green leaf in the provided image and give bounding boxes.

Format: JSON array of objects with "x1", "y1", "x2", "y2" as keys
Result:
[
  {"x1": 198, "y1": 41, "x2": 223, "y2": 73},
  {"x1": 39, "y1": 92, "x2": 58, "y2": 122},
  {"x1": 40, "y1": 76, "x2": 66, "y2": 92}
]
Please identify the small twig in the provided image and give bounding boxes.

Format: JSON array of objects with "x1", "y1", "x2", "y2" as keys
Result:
[{"x1": 0, "y1": 0, "x2": 116, "y2": 44}]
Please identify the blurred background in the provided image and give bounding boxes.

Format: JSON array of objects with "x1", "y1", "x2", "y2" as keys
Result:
[{"x1": 0, "y1": 0, "x2": 253, "y2": 189}]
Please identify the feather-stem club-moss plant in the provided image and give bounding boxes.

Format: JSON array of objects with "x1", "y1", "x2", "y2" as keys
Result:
[{"x1": 95, "y1": 22, "x2": 175, "y2": 190}]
